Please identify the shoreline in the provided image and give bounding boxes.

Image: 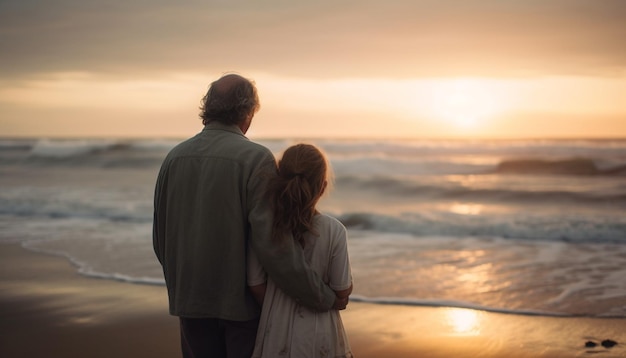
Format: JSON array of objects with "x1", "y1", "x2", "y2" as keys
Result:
[{"x1": 1, "y1": 243, "x2": 624, "y2": 358}]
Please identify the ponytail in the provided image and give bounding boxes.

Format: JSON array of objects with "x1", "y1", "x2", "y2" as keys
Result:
[{"x1": 267, "y1": 144, "x2": 328, "y2": 245}]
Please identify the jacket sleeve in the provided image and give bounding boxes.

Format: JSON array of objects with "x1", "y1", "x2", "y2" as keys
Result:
[
  {"x1": 152, "y1": 161, "x2": 168, "y2": 265},
  {"x1": 247, "y1": 154, "x2": 336, "y2": 311}
]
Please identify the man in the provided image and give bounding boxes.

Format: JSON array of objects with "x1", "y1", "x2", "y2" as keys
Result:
[{"x1": 153, "y1": 73, "x2": 344, "y2": 358}]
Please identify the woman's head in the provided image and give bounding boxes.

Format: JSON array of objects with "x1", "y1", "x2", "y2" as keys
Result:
[
  {"x1": 278, "y1": 144, "x2": 329, "y2": 199},
  {"x1": 269, "y1": 144, "x2": 332, "y2": 243}
]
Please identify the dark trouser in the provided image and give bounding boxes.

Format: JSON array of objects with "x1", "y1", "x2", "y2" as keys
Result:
[{"x1": 179, "y1": 317, "x2": 259, "y2": 358}]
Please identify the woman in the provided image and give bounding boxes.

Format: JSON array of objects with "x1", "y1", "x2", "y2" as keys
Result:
[{"x1": 248, "y1": 143, "x2": 354, "y2": 358}]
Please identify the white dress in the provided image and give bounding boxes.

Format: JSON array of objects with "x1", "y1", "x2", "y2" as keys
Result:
[{"x1": 248, "y1": 214, "x2": 353, "y2": 358}]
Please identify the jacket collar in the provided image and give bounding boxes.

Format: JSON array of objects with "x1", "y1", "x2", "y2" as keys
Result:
[{"x1": 202, "y1": 121, "x2": 245, "y2": 137}]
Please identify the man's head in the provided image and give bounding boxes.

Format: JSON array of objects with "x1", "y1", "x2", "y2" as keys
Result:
[{"x1": 199, "y1": 74, "x2": 260, "y2": 133}]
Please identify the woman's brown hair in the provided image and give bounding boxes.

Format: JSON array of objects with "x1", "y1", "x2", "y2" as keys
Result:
[{"x1": 267, "y1": 144, "x2": 330, "y2": 245}]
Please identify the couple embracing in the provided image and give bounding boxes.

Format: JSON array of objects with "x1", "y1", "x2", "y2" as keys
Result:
[{"x1": 153, "y1": 74, "x2": 354, "y2": 358}]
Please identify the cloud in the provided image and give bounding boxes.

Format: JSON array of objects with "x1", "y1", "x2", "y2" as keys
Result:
[{"x1": 1, "y1": 0, "x2": 625, "y2": 80}]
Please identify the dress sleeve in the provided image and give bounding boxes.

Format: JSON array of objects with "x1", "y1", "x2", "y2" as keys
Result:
[{"x1": 328, "y1": 220, "x2": 353, "y2": 291}]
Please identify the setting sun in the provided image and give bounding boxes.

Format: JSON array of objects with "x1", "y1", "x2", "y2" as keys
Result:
[
  {"x1": 0, "y1": 0, "x2": 625, "y2": 140},
  {"x1": 427, "y1": 79, "x2": 504, "y2": 128}
]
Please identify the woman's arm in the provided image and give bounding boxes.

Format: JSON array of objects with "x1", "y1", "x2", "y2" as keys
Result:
[
  {"x1": 249, "y1": 283, "x2": 267, "y2": 306},
  {"x1": 334, "y1": 283, "x2": 353, "y2": 300}
]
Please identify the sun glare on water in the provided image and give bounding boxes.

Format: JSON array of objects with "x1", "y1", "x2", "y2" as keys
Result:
[{"x1": 445, "y1": 308, "x2": 482, "y2": 335}]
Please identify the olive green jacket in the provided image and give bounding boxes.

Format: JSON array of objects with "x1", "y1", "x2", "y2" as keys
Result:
[{"x1": 153, "y1": 122, "x2": 335, "y2": 320}]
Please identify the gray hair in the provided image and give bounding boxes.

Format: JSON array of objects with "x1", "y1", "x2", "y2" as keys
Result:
[{"x1": 199, "y1": 74, "x2": 260, "y2": 126}]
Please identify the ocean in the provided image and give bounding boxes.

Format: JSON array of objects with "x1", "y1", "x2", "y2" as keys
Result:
[{"x1": 1, "y1": 137, "x2": 625, "y2": 318}]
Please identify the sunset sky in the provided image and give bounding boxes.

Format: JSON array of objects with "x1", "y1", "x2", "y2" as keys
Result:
[{"x1": 1, "y1": 0, "x2": 625, "y2": 139}]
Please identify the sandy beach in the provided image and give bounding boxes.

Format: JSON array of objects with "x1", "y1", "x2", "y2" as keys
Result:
[{"x1": 1, "y1": 243, "x2": 624, "y2": 358}]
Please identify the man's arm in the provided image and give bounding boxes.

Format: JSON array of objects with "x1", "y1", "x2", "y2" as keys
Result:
[
  {"x1": 332, "y1": 284, "x2": 352, "y2": 310},
  {"x1": 152, "y1": 163, "x2": 168, "y2": 265},
  {"x1": 249, "y1": 232, "x2": 338, "y2": 311},
  {"x1": 334, "y1": 283, "x2": 353, "y2": 300}
]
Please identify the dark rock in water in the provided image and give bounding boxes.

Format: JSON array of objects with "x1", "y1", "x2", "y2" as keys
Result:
[
  {"x1": 496, "y1": 158, "x2": 600, "y2": 175},
  {"x1": 495, "y1": 158, "x2": 626, "y2": 176},
  {"x1": 601, "y1": 339, "x2": 617, "y2": 348},
  {"x1": 585, "y1": 341, "x2": 598, "y2": 348},
  {"x1": 602, "y1": 165, "x2": 626, "y2": 175}
]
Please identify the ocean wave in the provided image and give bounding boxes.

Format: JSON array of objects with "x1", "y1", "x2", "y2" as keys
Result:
[
  {"x1": 331, "y1": 156, "x2": 491, "y2": 176},
  {"x1": 0, "y1": 196, "x2": 151, "y2": 223},
  {"x1": 0, "y1": 138, "x2": 172, "y2": 168},
  {"x1": 337, "y1": 212, "x2": 626, "y2": 243},
  {"x1": 348, "y1": 295, "x2": 582, "y2": 317},
  {"x1": 29, "y1": 139, "x2": 121, "y2": 158},
  {"x1": 335, "y1": 175, "x2": 626, "y2": 205},
  {"x1": 0, "y1": 138, "x2": 37, "y2": 150},
  {"x1": 21, "y1": 242, "x2": 166, "y2": 286},
  {"x1": 318, "y1": 138, "x2": 626, "y2": 159}
]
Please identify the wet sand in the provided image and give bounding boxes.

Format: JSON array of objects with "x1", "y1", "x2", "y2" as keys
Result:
[{"x1": 1, "y1": 243, "x2": 624, "y2": 358}]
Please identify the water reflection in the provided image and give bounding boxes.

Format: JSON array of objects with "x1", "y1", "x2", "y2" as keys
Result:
[
  {"x1": 449, "y1": 203, "x2": 483, "y2": 215},
  {"x1": 445, "y1": 308, "x2": 482, "y2": 335}
]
